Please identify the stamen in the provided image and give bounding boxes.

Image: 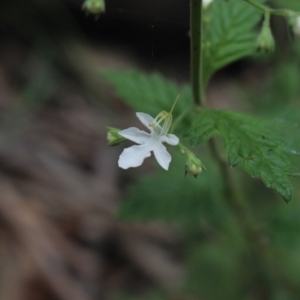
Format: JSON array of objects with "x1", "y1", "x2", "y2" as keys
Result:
[
  {"x1": 170, "y1": 94, "x2": 180, "y2": 114},
  {"x1": 150, "y1": 111, "x2": 172, "y2": 136},
  {"x1": 149, "y1": 94, "x2": 179, "y2": 136},
  {"x1": 161, "y1": 114, "x2": 172, "y2": 135}
]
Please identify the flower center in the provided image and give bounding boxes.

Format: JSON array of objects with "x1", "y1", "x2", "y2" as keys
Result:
[{"x1": 149, "y1": 111, "x2": 172, "y2": 136}]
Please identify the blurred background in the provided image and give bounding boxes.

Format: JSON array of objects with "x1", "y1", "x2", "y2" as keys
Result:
[
  {"x1": 0, "y1": 1, "x2": 189, "y2": 299},
  {"x1": 1, "y1": 0, "x2": 300, "y2": 300}
]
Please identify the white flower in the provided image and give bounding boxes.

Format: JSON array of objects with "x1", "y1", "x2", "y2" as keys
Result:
[
  {"x1": 293, "y1": 16, "x2": 300, "y2": 37},
  {"x1": 203, "y1": 0, "x2": 213, "y2": 8},
  {"x1": 118, "y1": 112, "x2": 179, "y2": 170}
]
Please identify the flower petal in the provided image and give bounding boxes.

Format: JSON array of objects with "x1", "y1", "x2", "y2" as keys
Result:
[
  {"x1": 160, "y1": 133, "x2": 179, "y2": 146},
  {"x1": 118, "y1": 144, "x2": 152, "y2": 169},
  {"x1": 119, "y1": 127, "x2": 150, "y2": 144},
  {"x1": 152, "y1": 142, "x2": 172, "y2": 170},
  {"x1": 136, "y1": 112, "x2": 155, "y2": 131}
]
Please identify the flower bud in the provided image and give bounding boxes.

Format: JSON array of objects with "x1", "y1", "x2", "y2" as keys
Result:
[
  {"x1": 293, "y1": 17, "x2": 300, "y2": 36},
  {"x1": 287, "y1": 12, "x2": 300, "y2": 37},
  {"x1": 185, "y1": 152, "x2": 205, "y2": 178},
  {"x1": 82, "y1": 0, "x2": 105, "y2": 16},
  {"x1": 107, "y1": 127, "x2": 126, "y2": 146},
  {"x1": 256, "y1": 23, "x2": 275, "y2": 53},
  {"x1": 203, "y1": 0, "x2": 213, "y2": 8}
]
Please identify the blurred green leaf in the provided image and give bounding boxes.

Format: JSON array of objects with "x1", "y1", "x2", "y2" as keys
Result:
[
  {"x1": 184, "y1": 241, "x2": 241, "y2": 300},
  {"x1": 203, "y1": 0, "x2": 263, "y2": 82},
  {"x1": 102, "y1": 69, "x2": 193, "y2": 133},
  {"x1": 188, "y1": 109, "x2": 300, "y2": 202},
  {"x1": 274, "y1": 109, "x2": 300, "y2": 153},
  {"x1": 116, "y1": 291, "x2": 166, "y2": 300},
  {"x1": 247, "y1": 63, "x2": 300, "y2": 112},
  {"x1": 262, "y1": 191, "x2": 300, "y2": 298},
  {"x1": 118, "y1": 154, "x2": 228, "y2": 223},
  {"x1": 268, "y1": 201, "x2": 300, "y2": 247}
]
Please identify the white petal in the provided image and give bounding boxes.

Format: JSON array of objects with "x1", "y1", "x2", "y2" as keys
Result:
[
  {"x1": 160, "y1": 134, "x2": 179, "y2": 146},
  {"x1": 152, "y1": 142, "x2": 172, "y2": 170},
  {"x1": 119, "y1": 127, "x2": 150, "y2": 144},
  {"x1": 118, "y1": 144, "x2": 151, "y2": 169},
  {"x1": 136, "y1": 112, "x2": 155, "y2": 131}
]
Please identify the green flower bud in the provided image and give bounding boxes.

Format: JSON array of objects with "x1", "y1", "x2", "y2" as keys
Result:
[
  {"x1": 185, "y1": 151, "x2": 205, "y2": 178},
  {"x1": 256, "y1": 12, "x2": 275, "y2": 53},
  {"x1": 286, "y1": 11, "x2": 300, "y2": 37},
  {"x1": 203, "y1": 0, "x2": 213, "y2": 8},
  {"x1": 107, "y1": 127, "x2": 126, "y2": 146},
  {"x1": 82, "y1": 0, "x2": 105, "y2": 16},
  {"x1": 256, "y1": 24, "x2": 275, "y2": 53}
]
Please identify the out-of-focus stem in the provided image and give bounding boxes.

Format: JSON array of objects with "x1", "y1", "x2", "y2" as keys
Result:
[{"x1": 208, "y1": 139, "x2": 274, "y2": 296}]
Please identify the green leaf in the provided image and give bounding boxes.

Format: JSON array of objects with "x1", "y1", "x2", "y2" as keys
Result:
[
  {"x1": 184, "y1": 241, "x2": 241, "y2": 300},
  {"x1": 268, "y1": 200, "x2": 300, "y2": 247},
  {"x1": 102, "y1": 69, "x2": 193, "y2": 133},
  {"x1": 188, "y1": 109, "x2": 300, "y2": 202},
  {"x1": 118, "y1": 154, "x2": 228, "y2": 223},
  {"x1": 271, "y1": 108, "x2": 300, "y2": 155},
  {"x1": 203, "y1": 0, "x2": 263, "y2": 82}
]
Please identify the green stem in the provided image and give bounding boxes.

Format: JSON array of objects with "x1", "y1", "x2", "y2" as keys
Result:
[
  {"x1": 190, "y1": 0, "x2": 205, "y2": 108},
  {"x1": 170, "y1": 106, "x2": 193, "y2": 133},
  {"x1": 208, "y1": 139, "x2": 275, "y2": 296},
  {"x1": 208, "y1": 140, "x2": 253, "y2": 229},
  {"x1": 263, "y1": 10, "x2": 271, "y2": 27},
  {"x1": 244, "y1": 0, "x2": 291, "y2": 16},
  {"x1": 209, "y1": 138, "x2": 300, "y2": 296}
]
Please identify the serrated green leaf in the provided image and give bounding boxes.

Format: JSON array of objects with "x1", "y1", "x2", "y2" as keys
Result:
[
  {"x1": 271, "y1": 109, "x2": 300, "y2": 156},
  {"x1": 188, "y1": 110, "x2": 300, "y2": 202},
  {"x1": 102, "y1": 69, "x2": 193, "y2": 133},
  {"x1": 203, "y1": 0, "x2": 263, "y2": 82},
  {"x1": 118, "y1": 154, "x2": 228, "y2": 223}
]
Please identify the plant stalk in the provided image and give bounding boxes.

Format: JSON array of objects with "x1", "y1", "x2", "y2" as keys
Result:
[
  {"x1": 208, "y1": 139, "x2": 275, "y2": 296},
  {"x1": 190, "y1": 0, "x2": 205, "y2": 108}
]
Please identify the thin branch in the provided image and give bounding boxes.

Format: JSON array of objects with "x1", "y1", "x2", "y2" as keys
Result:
[
  {"x1": 208, "y1": 139, "x2": 274, "y2": 297},
  {"x1": 190, "y1": 0, "x2": 205, "y2": 108}
]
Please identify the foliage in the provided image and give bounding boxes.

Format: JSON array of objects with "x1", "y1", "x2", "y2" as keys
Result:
[
  {"x1": 245, "y1": 63, "x2": 300, "y2": 113},
  {"x1": 203, "y1": 0, "x2": 263, "y2": 83},
  {"x1": 103, "y1": 0, "x2": 300, "y2": 298},
  {"x1": 188, "y1": 109, "x2": 300, "y2": 202},
  {"x1": 118, "y1": 153, "x2": 227, "y2": 223},
  {"x1": 102, "y1": 70, "x2": 193, "y2": 134},
  {"x1": 183, "y1": 240, "x2": 242, "y2": 300}
]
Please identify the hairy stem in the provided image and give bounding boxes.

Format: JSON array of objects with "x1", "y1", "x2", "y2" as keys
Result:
[{"x1": 190, "y1": 0, "x2": 205, "y2": 108}]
